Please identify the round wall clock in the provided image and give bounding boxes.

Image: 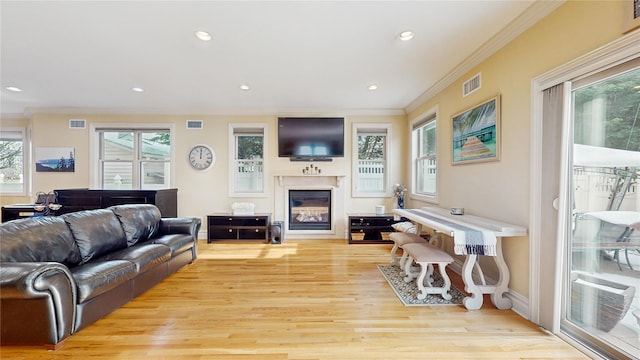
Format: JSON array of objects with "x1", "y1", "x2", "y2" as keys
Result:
[{"x1": 188, "y1": 144, "x2": 215, "y2": 170}]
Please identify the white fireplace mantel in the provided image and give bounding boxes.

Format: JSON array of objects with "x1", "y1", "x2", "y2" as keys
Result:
[
  {"x1": 273, "y1": 174, "x2": 346, "y2": 188},
  {"x1": 273, "y1": 173, "x2": 347, "y2": 238}
]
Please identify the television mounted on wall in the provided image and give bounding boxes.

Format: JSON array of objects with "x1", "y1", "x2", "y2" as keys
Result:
[{"x1": 278, "y1": 117, "x2": 344, "y2": 161}]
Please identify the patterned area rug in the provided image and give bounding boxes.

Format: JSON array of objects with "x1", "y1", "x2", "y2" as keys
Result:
[{"x1": 377, "y1": 264, "x2": 465, "y2": 306}]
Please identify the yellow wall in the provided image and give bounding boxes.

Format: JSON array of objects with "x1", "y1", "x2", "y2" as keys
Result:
[
  {"x1": 406, "y1": 0, "x2": 625, "y2": 296},
  {"x1": 24, "y1": 113, "x2": 406, "y2": 236}
]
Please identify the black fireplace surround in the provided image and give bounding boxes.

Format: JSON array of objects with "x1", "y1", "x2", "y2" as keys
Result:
[{"x1": 288, "y1": 190, "x2": 331, "y2": 230}]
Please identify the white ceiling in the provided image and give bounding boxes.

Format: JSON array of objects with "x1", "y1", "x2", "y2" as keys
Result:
[{"x1": 1, "y1": 1, "x2": 546, "y2": 117}]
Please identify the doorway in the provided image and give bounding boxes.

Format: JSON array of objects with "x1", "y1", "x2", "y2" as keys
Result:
[{"x1": 561, "y1": 62, "x2": 639, "y2": 359}]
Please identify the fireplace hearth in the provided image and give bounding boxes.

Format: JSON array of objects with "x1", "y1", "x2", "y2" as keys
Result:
[{"x1": 289, "y1": 190, "x2": 331, "y2": 230}]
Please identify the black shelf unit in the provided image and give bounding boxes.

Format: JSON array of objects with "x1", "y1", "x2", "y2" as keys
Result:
[
  {"x1": 207, "y1": 213, "x2": 271, "y2": 243},
  {"x1": 348, "y1": 213, "x2": 406, "y2": 244},
  {"x1": 54, "y1": 188, "x2": 178, "y2": 217}
]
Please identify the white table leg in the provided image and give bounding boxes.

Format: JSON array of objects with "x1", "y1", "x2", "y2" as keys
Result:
[
  {"x1": 462, "y1": 254, "x2": 483, "y2": 310},
  {"x1": 491, "y1": 237, "x2": 512, "y2": 309}
]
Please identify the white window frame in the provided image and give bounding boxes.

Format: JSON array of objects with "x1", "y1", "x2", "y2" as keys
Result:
[
  {"x1": 351, "y1": 123, "x2": 391, "y2": 197},
  {"x1": 228, "y1": 123, "x2": 268, "y2": 198},
  {"x1": 89, "y1": 123, "x2": 175, "y2": 189},
  {"x1": 0, "y1": 127, "x2": 28, "y2": 196},
  {"x1": 410, "y1": 106, "x2": 438, "y2": 204}
]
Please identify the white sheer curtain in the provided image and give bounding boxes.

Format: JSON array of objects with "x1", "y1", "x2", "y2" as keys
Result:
[{"x1": 537, "y1": 82, "x2": 568, "y2": 332}]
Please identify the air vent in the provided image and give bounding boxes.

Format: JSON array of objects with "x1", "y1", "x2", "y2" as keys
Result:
[
  {"x1": 463, "y1": 73, "x2": 481, "y2": 97},
  {"x1": 186, "y1": 120, "x2": 203, "y2": 129},
  {"x1": 69, "y1": 119, "x2": 86, "y2": 129}
]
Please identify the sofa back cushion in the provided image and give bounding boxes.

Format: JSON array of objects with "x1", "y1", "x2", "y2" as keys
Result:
[
  {"x1": 62, "y1": 209, "x2": 128, "y2": 264},
  {"x1": 0, "y1": 216, "x2": 82, "y2": 266},
  {"x1": 109, "y1": 204, "x2": 161, "y2": 246}
]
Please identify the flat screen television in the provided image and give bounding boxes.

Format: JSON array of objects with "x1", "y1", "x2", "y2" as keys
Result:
[{"x1": 278, "y1": 117, "x2": 344, "y2": 160}]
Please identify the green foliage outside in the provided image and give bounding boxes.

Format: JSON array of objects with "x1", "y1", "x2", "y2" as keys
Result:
[
  {"x1": 358, "y1": 135, "x2": 384, "y2": 160},
  {"x1": 574, "y1": 68, "x2": 640, "y2": 151},
  {"x1": 148, "y1": 132, "x2": 171, "y2": 145},
  {"x1": 237, "y1": 136, "x2": 263, "y2": 159}
]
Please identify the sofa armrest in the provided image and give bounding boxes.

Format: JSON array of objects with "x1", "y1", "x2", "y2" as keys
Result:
[
  {"x1": 158, "y1": 217, "x2": 201, "y2": 237},
  {"x1": 0, "y1": 262, "x2": 76, "y2": 345}
]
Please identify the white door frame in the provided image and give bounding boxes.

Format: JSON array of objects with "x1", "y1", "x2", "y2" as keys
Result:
[{"x1": 528, "y1": 30, "x2": 640, "y2": 329}]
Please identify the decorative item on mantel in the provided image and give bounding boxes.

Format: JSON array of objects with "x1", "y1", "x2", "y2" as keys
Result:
[
  {"x1": 392, "y1": 184, "x2": 407, "y2": 209},
  {"x1": 302, "y1": 163, "x2": 322, "y2": 175}
]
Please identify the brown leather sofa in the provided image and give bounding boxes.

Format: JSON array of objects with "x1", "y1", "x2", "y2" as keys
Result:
[{"x1": 0, "y1": 204, "x2": 201, "y2": 349}]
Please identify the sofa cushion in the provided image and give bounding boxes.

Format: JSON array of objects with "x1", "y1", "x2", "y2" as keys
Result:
[
  {"x1": 62, "y1": 209, "x2": 128, "y2": 264},
  {"x1": 109, "y1": 204, "x2": 161, "y2": 246},
  {"x1": 149, "y1": 234, "x2": 194, "y2": 256},
  {"x1": 102, "y1": 244, "x2": 171, "y2": 273},
  {"x1": 0, "y1": 216, "x2": 82, "y2": 266},
  {"x1": 71, "y1": 260, "x2": 136, "y2": 303}
]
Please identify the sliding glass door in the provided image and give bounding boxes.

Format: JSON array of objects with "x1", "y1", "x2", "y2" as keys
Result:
[{"x1": 562, "y1": 62, "x2": 639, "y2": 359}]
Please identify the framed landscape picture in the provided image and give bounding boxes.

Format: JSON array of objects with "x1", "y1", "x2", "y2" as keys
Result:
[
  {"x1": 35, "y1": 147, "x2": 75, "y2": 172},
  {"x1": 451, "y1": 95, "x2": 500, "y2": 165},
  {"x1": 623, "y1": 0, "x2": 640, "y2": 33}
]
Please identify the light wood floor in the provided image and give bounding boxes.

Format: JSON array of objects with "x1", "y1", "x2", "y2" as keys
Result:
[{"x1": 1, "y1": 239, "x2": 588, "y2": 359}]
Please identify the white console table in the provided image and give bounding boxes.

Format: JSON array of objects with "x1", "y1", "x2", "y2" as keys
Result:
[{"x1": 393, "y1": 207, "x2": 527, "y2": 310}]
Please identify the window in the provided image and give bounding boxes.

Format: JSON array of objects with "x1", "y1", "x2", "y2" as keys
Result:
[
  {"x1": 96, "y1": 128, "x2": 171, "y2": 190},
  {"x1": 411, "y1": 110, "x2": 437, "y2": 202},
  {"x1": 0, "y1": 128, "x2": 26, "y2": 194},
  {"x1": 562, "y1": 62, "x2": 639, "y2": 359},
  {"x1": 229, "y1": 124, "x2": 267, "y2": 196},
  {"x1": 352, "y1": 124, "x2": 390, "y2": 197}
]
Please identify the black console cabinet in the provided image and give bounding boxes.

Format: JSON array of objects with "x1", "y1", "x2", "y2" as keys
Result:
[
  {"x1": 54, "y1": 188, "x2": 178, "y2": 217},
  {"x1": 1, "y1": 204, "x2": 61, "y2": 222},
  {"x1": 207, "y1": 213, "x2": 271, "y2": 243},
  {"x1": 348, "y1": 214, "x2": 405, "y2": 244}
]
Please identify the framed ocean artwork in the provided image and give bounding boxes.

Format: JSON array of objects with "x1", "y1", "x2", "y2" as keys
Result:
[{"x1": 451, "y1": 95, "x2": 500, "y2": 165}]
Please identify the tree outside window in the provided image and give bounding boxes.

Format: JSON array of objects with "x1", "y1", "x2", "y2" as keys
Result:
[{"x1": 0, "y1": 129, "x2": 25, "y2": 194}]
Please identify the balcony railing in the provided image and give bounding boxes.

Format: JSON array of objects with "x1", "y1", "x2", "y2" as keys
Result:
[
  {"x1": 357, "y1": 160, "x2": 385, "y2": 192},
  {"x1": 236, "y1": 159, "x2": 264, "y2": 192}
]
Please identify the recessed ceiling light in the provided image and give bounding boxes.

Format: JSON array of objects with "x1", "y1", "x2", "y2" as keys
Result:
[
  {"x1": 399, "y1": 31, "x2": 414, "y2": 41},
  {"x1": 131, "y1": 87, "x2": 144, "y2": 92},
  {"x1": 5, "y1": 86, "x2": 22, "y2": 92},
  {"x1": 368, "y1": 84, "x2": 378, "y2": 90},
  {"x1": 239, "y1": 84, "x2": 250, "y2": 91},
  {"x1": 194, "y1": 30, "x2": 212, "y2": 41}
]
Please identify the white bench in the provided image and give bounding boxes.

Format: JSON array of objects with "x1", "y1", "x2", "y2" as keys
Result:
[
  {"x1": 401, "y1": 242, "x2": 454, "y2": 301},
  {"x1": 389, "y1": 232, "x2": 428, "y2": 267}
]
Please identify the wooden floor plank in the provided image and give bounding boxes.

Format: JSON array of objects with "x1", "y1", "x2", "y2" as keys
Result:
[{"x1": 1, "y1": 239, "x2": 588, "y2": 359}]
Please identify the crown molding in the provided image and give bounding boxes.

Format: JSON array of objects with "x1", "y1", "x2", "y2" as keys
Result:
[
  {"x1": 404, "y1": 0, "x2": 565, "y2": 114},
  {"x1": 7, "y1": 106, "x2": 406, "y2": 118},
  {"x1": 0, "y1": 113, "x2": 30, "y2": 120}
]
